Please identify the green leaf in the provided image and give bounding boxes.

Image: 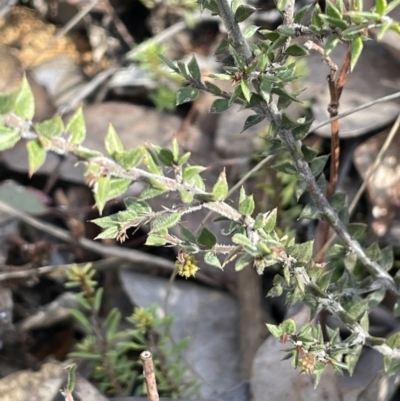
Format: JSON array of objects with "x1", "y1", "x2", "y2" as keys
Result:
[
  {"x1": 294, "y1": 5, "x2": 311, "y2": 23},
  {"x1": 240, "y1": 79, "x2": 251, "y2": 103},
  {"x1": 350, "y1": 36, "x2": 363, "y2": 71},
  {"x1": 348, "y1": 298, "x2": 369, "y2": 320},
  {"x1": 158, "y1": 54, "x2": 179, "y2": 73},
  {"x1": 176, "y1": 87, "x2": 199, "y2": 105},
  {"x1": 68, "y1": 309, "x2": 92, "y2": 332},
  {"x1": 324, "y1": 34, "x2": 340, "y2": 56},
  {"x1": 188, "y1": 56, "x2": 201, "y2": 80},
  {"x1": 242, "y1": 114, "x2": 265, "y2": 133},
  {"x1": 180, "y1": 226, "x2": 197, "y2": 243},
  {"x1": 299, "y1": 204, "x2": 320, "y2": 219},
  {"x1": 210, "y1": 98, "x2": 230, "y2": 113},
  {"x1": 91, "y1": 215, "x2": 118, "y2": 229},
  {"x1": 0, "y1": 126, "x2": 20, "y2": 151},
  {"x1": 260, "y1": 77, "x2": 272, "y2": 102},
  {"x1": 105, "y1": 123, "x2": 124, "y2": 156},
  {"x1": 281, "y1": 319, "x2": 296, "y2": 334},
  {"x1": 212, "y1": 169, "x2": 229, "y2": 201},
  {"x1": 183, "y1": 165, "x2": 206, "y2": 181},
  {"x1": 146, "y1": 233, "x2": 168, "y2": 246},
  {"x1": 204, "y1": 251, "x2": 222, "y2": 268},
  {"x1": 325, "y1": 0, "x2": 343, "y2": 20},
  {"x1": 239, "y1": 195, "x2": 255, "y2": 216},
  {"x1": 376, "y1": 0, "x2": 387, "y2": 15},
  {"x1": 344, "y1": 252, "x2": 357, "y2": 273},
  {"x1": 14, "y1": 76, "x2": 34, "y2": 120},
  {"x1": 153, "y1": 146, "x2": 174, "y2": 167},
  {"x1": 0, "y1": 92, "x2": 17, "y2": 114},
  {"x1": 286, "y1": 44, "x2": 309, "y2": 57},
  {"x1": 380, "y1": 245, "x2": 393, "y2": 271},
  {"x1": 235, "y1": 4, "x2": 256, "y2": 22},
  {"x1": 387, "y1": 331, "x2": 400, "y2": 348},
  {"x1": 266, "y1": 323, "x2": 283, "y2": 337},
  {"x1": 263, "y1": 208, "x2": 277, "y2": 233},
  {"x1": 292, "y1": 120, "x2": 313, "y2": 140},
  {"x1": 143, "y1": 148, "x2": 163, "y2": 175},
  {"x1": 243, "y1": 24, "x2": 260, "y2": 38},
  {"x1": 197, "y1": 227, "x2": 217, "y2": 247},
  {"x1": 272, "y1": 161, "x2": 298, "y2": 175},
  {"x1": 204, "y1": 81, "x2": 222, "y2": 95},
  {"x1": 287, "y1": 241, "x2": 313, "y2": 263},
  {"x1": 109, "y1": 178, "x2": 131, "y2": 200},
  {"x1": 330, "y1": 191, "x2": 346, "y2": 212},
  {"x1": 301, "y1": 145, "x2": 319, "y2": 162},
  {"x1": 317, "y1": 270, "x2": 332, "y2": 292},
  {"x1": 232, "y1": 233, "x2": 254, "y2": 248},
  {"x1": 35, "y1": 116, "x2": 64, "y2": 138},
  {"x1": 94, "y1": 175, "x2": 111, "y2": 215},
  {"x1": 95, "y1": 226, "x2": 119, "y2": 241},
  {"x1": 179, "y1": 189, "x2": 194, "y2": 203},
  {"x1": 310, "y1": 155, "x2": 329, "y2": 176},
  {"x1": 115, "y1": 147, "x2": 143, "y2": 169},
  {"x1": 151, "y1": 213, "x2": 181, "y2": 231},
  {"x1": 26, "y1": 139, "x2": 46, "y2": 177},
  {"x1": 347, "y1": 222, "x2": 367, "y2": 239},
  {"x1": 66, "y1": 107, "x2": 86, "y2": 145},
  {"x1": 319, "y1": 15, "x2": 347, "y2": 29}
]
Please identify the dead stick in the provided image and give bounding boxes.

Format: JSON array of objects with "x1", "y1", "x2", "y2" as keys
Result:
[{"x1": 141, "y1": 351, "x2": 159, "y2": 401}]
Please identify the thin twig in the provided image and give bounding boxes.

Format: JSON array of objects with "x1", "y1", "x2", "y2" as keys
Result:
[
  {"x1": 0, "y1": 199, "x2": 219, "y2": 287},
  {"x1": 312, "y1": 90, "x2": 400, "y2": 132},
  {"x1": 315, "y1": 113, "x2": 400, "y2": 260},
  {"x1": 141, "y1": 351, "x2": 160, "y2": 401}
]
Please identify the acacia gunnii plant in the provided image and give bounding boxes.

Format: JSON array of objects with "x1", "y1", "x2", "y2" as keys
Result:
[{"x1": 1, "y1": 0, "x2": 400, "y2": 387}]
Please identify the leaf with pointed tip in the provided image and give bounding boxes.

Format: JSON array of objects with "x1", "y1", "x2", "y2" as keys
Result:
[
  {"x1": 95, "y1": 226, "x2": 119, "y2": 240},
  {"x1": 188, "y1": 56, "x2": 201, "y2": 80},
  {"x1": 180, "y1": 226, "x2": 197, "y2": 243},
  {"x1": 351, "y1": 36, "x2": 363, "y2": 71},
  {"x1": 108, "y1": 178, "x2": 131, "y2": 200},
  {"x1": 310, "y1": 155, "x2": 329, "y2": 176},
  {"x1": 204, "y1": 251, "x2": 222, "y2": 268},
  {"x1": 286, "y1": 44, "x2": 309, "y2": 57},
  {"x1": 287, "y1": 241, "x2": 313, "y2": 263},
  {"x1": 146, "y1": 233, "x2": 168, "y2": 246},
  {"x1": 264, "y1": 208, "x2": 277, "y2": 232},
  {"x1": 235, "y1": 4, "x2": 256, "y2": 22},
  {"x1": 299, "y1": 204, "x2": 320, "y2": 220},
  {"x1": 26, "y1": 140, "x2": 46, "y2": 177},
  {"x1": 105, "y1": 124, "x2": 124, "y2": 156},
  {"x1": 66, "y1": 107, "x2": 86, "y2": 145},
  {"x1": 176, "y1": 87, "x2": 199, "y2": 105},
  {"x1": 142, "y1": 148, "x2": 163, "y2": 175},
  {"x1": 204, "y1": 81, "x2": 222, "y2": 95},
  {"x1": 183, "y1": 165, "x2": 206, "y2": 182},
  {"x1": 14, "y1": 76, "x2": 34, "y2": 120},
  {"x1": 235, "y1": 253, "x2": 253, "y2": 271},
  {"x1": 35, "y1": 116, "x2": 64, "y2": 138},
  {"x1": 0, "y1": 126, "x2": 20, "y2": 151},
  {"x1": 239, "y1": 195, "x2": 255, "y2": 216},
  {"x1": 242, "y1": 114, "x2": 265, "y2": 133},
  {"x1": 266, "y1": 323, "x2": 283, "y2": 337},
  {"x1": 158, "y1": 54, "x2": 179, "y2": 73},
  {"x1": 243, "y1": 24, "x2": 259, "y2": 38},
  {"x1": 210, "y1": 98, "x2": 230, "y2": 113},
  {"x1": 212, "y1": 169, "x2": 229, "y2": 201},
  {"x1": 151, "y1": 213, "x2": 181, "y2": 232},
  {"x1": 197, "y1": 227, "x2": 217, "y2": 248},
  {"x1": 95, "y1": 176, "x2": 112, "y2": 215},
  {"x1": 115, "y1": 147, "x2": 143, "y2": 169},
  {"x1": 272, "y1": 161, "x2": 298, "y2": 175}
]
